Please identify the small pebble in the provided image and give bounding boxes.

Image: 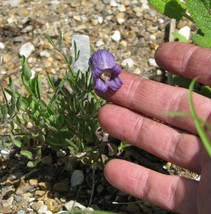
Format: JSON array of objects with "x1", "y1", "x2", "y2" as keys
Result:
[
  {"x1": 95, "y1": 39, "x2": 105, "y2": 47},
  {"x1": 65, "y1": 200, "x2": 86, "y2": 211},
  {"x1": 121, "y1": 58, "x2": 135, "y2": 68},
  {"x1": 71, "y1": 170, "x2": 84, "y2": 187},
  {"x1": 0, "y1": 42, "x2": 5, "y2": 49},
  {"x1": 17, "y1": 210, "x2": 25, "y2": 214},
  {"x1": 19, "y1": 42, "x2": 35, "y2": 58},
  {"x1": 148, "y1": 58, "x2": 158, "y2": 67},
  {"x1": 38, "y1": 204, "x2": 48, "y2": 214},
  {"x1": 178, "y1": 26, "x2": 191, "y2": 40},
  {"x1": 111, "y1": 30, "x2": 121, "y2": 42}
]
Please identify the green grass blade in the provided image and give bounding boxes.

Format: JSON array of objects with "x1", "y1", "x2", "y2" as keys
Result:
[{"x1": 189, "y1": 78, "x2": 211, "y2": 157}]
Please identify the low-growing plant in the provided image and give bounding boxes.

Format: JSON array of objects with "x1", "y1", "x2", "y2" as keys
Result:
[{"x1": 0, "y1": 32, "x2": 108, "y2": 167}]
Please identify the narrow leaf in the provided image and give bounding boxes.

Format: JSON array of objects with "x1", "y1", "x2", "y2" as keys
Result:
[
  {"x1": 58, "y1": 30, "x2": 63, "y2": 51},
  {"x1": 46, "y1": 73, "x2": 56, "y2": 90},
  {"x1": 21, "y1": 56, "x2": 32, "y2": 81},
  {"x1": 44, "y1": 33, "x2": 55, "y2": 48},
  {"x1": 189, "y1": 78, "x2": 211, "y2": 157}
]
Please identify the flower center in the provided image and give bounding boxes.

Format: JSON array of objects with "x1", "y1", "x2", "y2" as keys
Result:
[{"x1": 100, "y1": 70, "x2": 112, "y2": 81}]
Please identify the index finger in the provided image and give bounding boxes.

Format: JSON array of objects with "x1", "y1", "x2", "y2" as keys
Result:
[
  {"x1": 155, "y1": 42, "x2": 211, "y2": 86},
  {"x1": 99, "y1": 72, "x2": 211, "y2": 134}
]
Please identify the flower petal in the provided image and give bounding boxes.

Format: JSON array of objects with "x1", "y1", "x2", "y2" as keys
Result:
[
  {"x1": 92, "y1": 68, "x2": 103, "y2": 79},
  {"x1": 95, "y1": 78, "x2": 108, "y2": 93},
  {"x1": 108, "y1": 76, "x2": 122, "y2": 91},
  {"x1": 111, "y1": 64, "x2": 122, "y2": 75},
  {"x1": 89, "y1": 50, "x2": 116, "y2": 70}
]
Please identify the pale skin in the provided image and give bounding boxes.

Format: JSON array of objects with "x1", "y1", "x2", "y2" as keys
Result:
[{"x1": 98, "y1": 42, "x2": 211, "y2": 214}]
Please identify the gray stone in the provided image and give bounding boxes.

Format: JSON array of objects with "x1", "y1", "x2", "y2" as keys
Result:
[
  {"x1": 95, "y1": 39, "x2": 105, "y2": 47},
  {"x1": 17, "y1": 210, "x2": 25, "y2": 214},
  {"x1": 19, "y1": 42, "x2": 35, "y2": 58},
  {"x1": 72, "y1": 34, "x2": 90, "y2": 73},
  {"x1": 71, "y1": 170, "x2": 84, "y2": 187},
  {"x1": 14, "y1": 195, "x2": 23, "y2": 203}
]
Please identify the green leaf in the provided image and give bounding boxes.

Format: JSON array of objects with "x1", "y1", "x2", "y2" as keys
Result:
[
  {"x1": 148, "y1": 0, "x2": 186, "y2": 21},
  {"x1": 21, "y1": 56, "x2": 32, "y2": 81},
  {"x1": 20, "y1": 150, "x2": 33, "y2": 159},
  {"x1": 58, "y1": 30, "x2": 63, "y2": 51},
  {"x1": 186, "y1": 0, "x2": 211, "y2": 46},
  {"x1": 35, "y1": 75, "x2": 42, "y2": 99},
  {"x1": 46, "y1": 73, "x2": 56, "y2": 90},
  {"x1": 27, "y1": 159, "x2": 40, "y2": 167},
  {"x1": 22, "y1": 112, "x2": 28, "y2": 124},
  {"x1": 192, "y1": 34, "x2": 211, "y2": 48},
  {"x1": 186, "y1": 0, "x2": 211, "y2": 35},
  {"x1": 172, "y1": 32, "x2": 189, "y2": 42},
  {"x1": 16, "y1": 95, "x2": 22, "y2": 111},
  {"x1": 12, "y1": 139, "x2": 22, "y2": 148},
  {"x1": 73, "y1": 41, "x2": 80, "y2": 62},
  {"x1": 21, "y1": 98, "x2": 29, "y2": 110}
]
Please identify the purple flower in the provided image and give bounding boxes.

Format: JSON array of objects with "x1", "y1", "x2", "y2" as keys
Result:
[{"x1": 89, "y1": 50, "x2": 122, "y2": 93}]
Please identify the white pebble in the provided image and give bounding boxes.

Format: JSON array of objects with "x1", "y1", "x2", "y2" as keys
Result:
[
  {"x1": 1, "y1": 149, "x2": 10, "y2": 157},
  {"x1": 121, "y1": 58, "x2": 135, "y2": 68},
  {"x1": 117, "y1": 17, "x2": 125, "y2": 25},
  {"x1": 178, "y1": 26, "x2": 191, "y2": 40},
  {"x1": 30, "y1": 70, "x2": 36, "y2": 79},
  {"x1": 38, "y1": 205, "x2": 48, "y2": 214},
  {"x1": 98, "y1": 16, "x2": 103, "y2": 24},
  {"x1": 95, "y1": 39, "x2": 105, "y2": 47},
  {"x1": 111, "y1": 30, "x2": 121, "y2": 42},
  {"x1": 65, "y1": 200, "x2": 86, "y2": 211},
  {"x1": 158, "y1": 18, "x2": 165, "y2": 24},
  {"x1": 0, "y1": 42, "x2": 5, "y2": 49},
  {"x1": 110, "y1": 0, "x2": 118, "y2": 6},
  {"x1": 1, "y1": 71, "x2": 7, "y2": 75},
  {"x1": 150, "y1": 34, "x2": 156, "y2": 41},
  {"x1": 3, "y1": 0, "x2": 20, "y2": 7},
  {"x1": 118, "y1": 5, "x2": 126, "y2": 12},
  {"x1": 148, "y1": 58, "x2": 158, "y2": 67},
  {"x1": 40, "y1": 50, "x2": 50, "y2": 58}
]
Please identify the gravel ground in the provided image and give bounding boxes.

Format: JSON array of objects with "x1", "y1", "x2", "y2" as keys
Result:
[{"x1": 0, "y1": 0, "x2": 194, "y2": 213}]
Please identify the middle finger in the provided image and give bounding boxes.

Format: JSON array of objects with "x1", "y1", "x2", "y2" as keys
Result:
[{"x1": 99, "y1": 104, "x2": 203, "y2": 173}]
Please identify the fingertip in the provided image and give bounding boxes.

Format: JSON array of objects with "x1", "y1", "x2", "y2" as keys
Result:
[
  {"x1": 98, "y1": 104, "x2": 113, "y2": 127},
  {"x1": 104, "y1": 159, "x2": 127, "y2": 185},
  {"x1": 104, "y1": 159, "x2": 116, "y2": 179},
  {"x1": 155, "y1": 42, "x2": 178, "y2": 66}
]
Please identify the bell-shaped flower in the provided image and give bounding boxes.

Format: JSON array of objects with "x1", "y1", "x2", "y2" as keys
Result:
[{"x1": 89, "y1": 50, "x2": 122, "y2": 93}]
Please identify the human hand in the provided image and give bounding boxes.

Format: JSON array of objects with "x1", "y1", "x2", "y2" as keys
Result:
[{"x1": 98, "y1": 42, "x2": 211, "y2": 214}]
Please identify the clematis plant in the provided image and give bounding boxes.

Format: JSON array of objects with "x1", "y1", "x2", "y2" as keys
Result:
[{"x1": 89, "y1": 50, "x2": 122, "y2": 93}]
